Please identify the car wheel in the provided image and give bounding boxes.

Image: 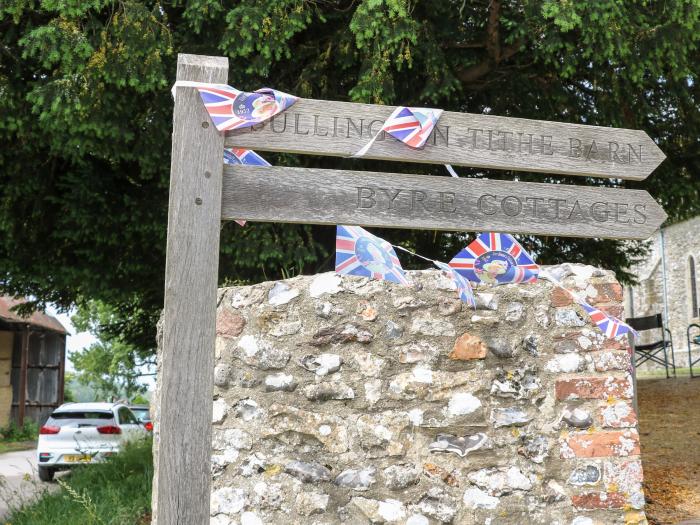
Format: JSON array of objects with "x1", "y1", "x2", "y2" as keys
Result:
[{"x1": 38, "y1": 466, "x2": 55, "y2": 482}]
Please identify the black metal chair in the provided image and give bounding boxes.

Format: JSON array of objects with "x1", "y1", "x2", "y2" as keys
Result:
[
  {"x1": 688, "y1": 323, "x2": 700, "y2": 378},
  {"x1": 626, "y1": 313, "x2": 676, "y2": 378}
]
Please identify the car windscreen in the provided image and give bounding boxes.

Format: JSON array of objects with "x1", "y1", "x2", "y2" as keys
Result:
[
  {"x1": 48, "y1": 411, "x2": 115, "y2": 427},
  {"x1": 130, "y1": 409, "x2": 150, "y2": 422}
]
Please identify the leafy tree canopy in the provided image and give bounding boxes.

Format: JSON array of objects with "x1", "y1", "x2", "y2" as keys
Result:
[{"x1": 1, "y1": 0, "x2": 699, "y2": 363}]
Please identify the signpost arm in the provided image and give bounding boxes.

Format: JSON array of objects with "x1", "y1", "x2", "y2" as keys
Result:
[{"x1": 154, "y1": 53, "x2": 228, "y2": 525}]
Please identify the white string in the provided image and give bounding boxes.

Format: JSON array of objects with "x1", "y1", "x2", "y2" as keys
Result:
[
  {"x1": 444, "y1": 164, "x2": 459, "y2": 177},
  {"x1": 392, "y1": 244, "x2": 439, "y2": 265},
  {"x1": 171, "y1": 80, "x2": 223, "y2": 99}
]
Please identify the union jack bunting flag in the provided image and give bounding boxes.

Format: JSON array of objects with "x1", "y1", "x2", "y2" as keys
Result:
[
  {"x1": 449, "y1": 232, "x2": 539, "y2": 285},
  {"x1": 196, "y1": 84, "x2": 297, "y2": 131},
  {"x1": 223, "y1": 148, "x2": 271, "y2": 167},
  {"x1": 353, "y1": 106, "x2": 443, "y2": 157},
  {"x1": 434, "y1": 261, "x2": 476, "y2": 308},
  {"x1": 222, "y1": 148, "x2": 271, "y2": 227},
  {"x1": 578, "y1": 300, "x2": 638, "y2": 339},
  {"x1": 335, "y1": 226, "x2": 410, "y2": 286}
]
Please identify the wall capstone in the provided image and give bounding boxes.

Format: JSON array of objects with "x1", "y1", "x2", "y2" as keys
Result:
[{"x1": 155, "y1": 264, "x2": 647, "y2": 525}]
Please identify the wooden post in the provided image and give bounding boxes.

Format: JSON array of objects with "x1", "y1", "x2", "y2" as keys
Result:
[
  {"x1": 17, "y1": 326, "x2": 29, "y2": 427},
  {"x1": 57, "y1": 333, "x2": 66, "y2": 405},
  {"x1": 154, "y1": 53, "x2": 228, "y2": 525}
]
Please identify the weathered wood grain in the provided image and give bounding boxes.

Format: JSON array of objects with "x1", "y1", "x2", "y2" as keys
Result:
[
  {"x1": 224, "y1": 98, "x2": 665, "y2": 181},
  {"x1": 155, "y1": 54, "x2": 228, "y2": 525},
  {"x1": 221, "y1": 166, "x2": 666, "y2": 240}
]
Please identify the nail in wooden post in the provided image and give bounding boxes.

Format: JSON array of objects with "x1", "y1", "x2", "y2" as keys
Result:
[{"x1": 154, "y1": 53, "x2": 228, "y2": 524}]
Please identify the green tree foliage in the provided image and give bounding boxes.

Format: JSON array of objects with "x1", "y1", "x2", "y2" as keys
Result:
[
  {"x1": 1, "y1": 0, "x2": 699, "y2": 359},
  {"x1": 70, "y1": 300, "x2": 151, "y2": 400}
]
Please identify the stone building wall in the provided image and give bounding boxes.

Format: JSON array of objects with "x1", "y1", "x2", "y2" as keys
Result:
[
  {"x1": 199, "y1": 265, "x2": 645, "y2": 525},
  {"x1": 625, "y1": 215, "x2": 700, "y2": 370}
]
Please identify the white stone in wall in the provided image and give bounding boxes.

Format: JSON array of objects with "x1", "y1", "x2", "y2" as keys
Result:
[
  {"x1": 462, "y1": 487, "x2": 499, "y2": 509},
  {"x1": 309, "y1": 273, "x2": 342, "y2": 297},
  {"x1": 446, "y1": 392, "x2": 482, "y2": 417}
]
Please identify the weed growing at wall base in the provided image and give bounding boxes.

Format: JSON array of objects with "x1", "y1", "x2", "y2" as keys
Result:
[{"x1": 6, "y1": 438, "x2": 152, "y2": 525}]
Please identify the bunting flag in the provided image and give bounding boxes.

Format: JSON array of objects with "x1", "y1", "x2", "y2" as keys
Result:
[
  {"x1": 193, "y1": 84, "x2": 297, "y2": 131},
  {"x1": 434, "y1": 261, "x2": 476, "y2": 308},
  {"x1": 335, "y1": 226, "x2": 410, "y2": 286},
  {"x1": 222, "y1": 148, "x2": 271, "y2": 226},
  {"x1": 223, "y1": 148, "x2": 271, "y2": 167},
  {"x1": 449, "y1": 232, "x2": 539, "y2": 285},
  {"x1": 353, "y1": 106, "x2": 443, "y2": 157},
  {"x1": 578, "y1": 300, "x2": 638, "y2": 339}
]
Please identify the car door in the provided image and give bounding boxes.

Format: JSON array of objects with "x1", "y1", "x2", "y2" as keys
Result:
[{"x1": 117, "y1": 406, "x2": 144, "y2": 442}]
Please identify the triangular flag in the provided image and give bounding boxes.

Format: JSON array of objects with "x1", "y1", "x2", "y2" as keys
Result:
[
  {"x1": 449, "y1": 232, "x2": 539, "y2": 285},
  {"x1": 578, "y1": 300, "x2": 638, "y2": 339},
  {"x1": 335, "y1": 226, "x2": 410, "y2": 286},
  {"x1": 434, "y1": 261, "x2": 476, "y2": 308},
  {"x1": 353, "y1": 106, "x2": 443, "y2": 157},
  {"x1": 191, "y1": 84, "x2": 297, "y2": 131}
]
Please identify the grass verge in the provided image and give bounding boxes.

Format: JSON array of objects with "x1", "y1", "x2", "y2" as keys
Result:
[{"x1": 5, "y1": 437, "x2": 152, "y2": 525}]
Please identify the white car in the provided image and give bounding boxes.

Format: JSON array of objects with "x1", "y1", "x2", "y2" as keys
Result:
[{"x1": 37, "y1": 402, "x2": 148, "y2": 481}]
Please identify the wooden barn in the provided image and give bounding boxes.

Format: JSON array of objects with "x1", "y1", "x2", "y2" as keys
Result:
[{"x1": 0, "y1": 296, "x2": 67, "y2": 428}]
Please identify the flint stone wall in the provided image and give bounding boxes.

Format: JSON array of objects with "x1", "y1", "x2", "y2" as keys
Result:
[{"x1": 160, "y1": 264, "x2": 647, "y2": 525}]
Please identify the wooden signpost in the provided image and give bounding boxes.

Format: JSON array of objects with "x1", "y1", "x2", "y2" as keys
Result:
[
  {"x1": 222, "y1": 166, "x2": 666, "y2": 240},
  {"x1": 156, "y1": 53, "x2": 667, "y2": 524}
]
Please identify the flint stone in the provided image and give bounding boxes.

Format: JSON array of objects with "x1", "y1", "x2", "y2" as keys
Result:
[
  {"x1": 315, "y1": 301, "x2": 333, "y2": 318},
  {"x1": 354, "y1": 351, "x2": 385, "y2": 377},
  {"x1": 397, "y1": 341, "x2": 439, "y2": 364},
  {"x1": 311, "y1": 323, "x2": 373, "y2": 346},
  {"x1": 416, "y1": 487, "x2": 457, "y2": 523},
  {"x1": 210, "y1": 487, "x2": 247, "y2": 515},
  {"x1": 304, "y1": 382, "x2": 355, "y2": 401},
  {"x1": 384, "y1": 320, "x2": 404, "y2": 339},
  {"x1": 284, "y1": 461, "x2": 332, "y2": 483},
  {"x1": 393, "y1": 296, "x2": 425, "y2": 310},
  {"x1": 269, "y1": 320, "x2": 302, "y2": 337},
  {"x1": 450, "y1": 332, "x2": 487, "y2": 360},
  {"x1": 568, "y1": 464, "x2": 601, "y2": 486},
  {"x1": 212, "y1": 428, "x2": 252, "y2": 451},
  {"x1": 446, "y1": 392, "x2": 482, "y2": 417},
  {"x1": 406, "y1": 515, "x2": 430, "y2": 525},
  {"x1": 335, "y1": 467, "x2": 377, "y2": 491},
  {"x1": 229, "y1": 286, "x2": 265, "y2": 309},
  {"x1": 544, "y1": 479, "x2": 568, "y2": 503},
  {"x1": 490, "y1": 369, "x2": 541, "y2": 399},
  {"x1": 383, "y1": 464, "x2": 421, "y2": 489},
  {"x1": 240, "y1": 453, "x2": 267, "y2": 477},
  {"x1": 389, "y1": 368, "x2": 482, "y2": 402},
  {"x1": 438, "y1": 298, "x2": 461, "y2": 316},
  {"x1": 468, "y1": 466, "x2": 533, "y2": 496},
  {"x1": 268, "y1": 282, "x2": 300, "y2": 305},
  {"x1": 251, "y1": 481, "x2": 283, "y2": 510},
  {"x1": 505, "y1": 302, "x2": 525, "y2": 322},
  {"x1": 475, "y1": 293, "x2": 499, "y2": 310},
  {"x1": 309, "y1": 273, "x2": 342, "y2": 297},
  {"x1": 545, "y1": 353, "x2": 586, "y2": 373},
  {"x1": 492, "y1": 407, "x2": 532, "y2": 428},
  {"x1": 240, "y1": 512, "x2": 263, "y2": 525},
  {"x1": 555, "y1": 308, "x2": 586, "y2": 327},
  {"x1": 357, "y1": 412, "x2": 411, "y2": 457},
  {"x1": 264, "y1": 373, "x2": 297, "y2": 392},
  {"x1": 521, "y1": 335, "x2": 539, "y2": 356},
  {"x1": 295, "y1": 491, "x2": 330, "y2": 516},
  {"x1": 299, "y1": 353, "x2": 342, "y2": 376},
  {"x1": 212, "y1": 398, "x2": 228, "y2": 424},
  {"x1": 232, "y1": 398, "x2": 263, "y2": 422},
  {"x1": 428, "y1": 433, "x2": 488, "y2": 457},
  {"x1": 487, "y1": 339, "x2": 515, "y2": 358},
  {"x1": 351, "y1": 497, "x2": 407, "y2": 523},
  {"x1": 410, "y1": 316, "x2": 456, "y2": 337},
  {"x1": 214, "y1": 363, "x2": 232, "y2": 387},
  {"x1": 263, "y1": 404, "x2": 349, "y2": 454},
  {"x1": 562, "y1": 408, "x2": 593, "y2": 429},
  {"x1": 236, "y1": 335, "x2": 290, "y2": 370},
  {"x1": 519, "y1": 434, "x2": 549, "y2": 464},
  {"x1": 463, "y1": 487, "x2": 499, "y2": 510},
  {"x1": 534, "y1": 305, "x2": 551, "y2": 328}
]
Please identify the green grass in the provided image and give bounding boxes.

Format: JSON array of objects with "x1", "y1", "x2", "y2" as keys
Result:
[
  {"x1": 0, "y1": 422, "x2": 38, "y2": 442},
  {"x1": 5, "y1": 438, "x2": 152, "y2": 525}
]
